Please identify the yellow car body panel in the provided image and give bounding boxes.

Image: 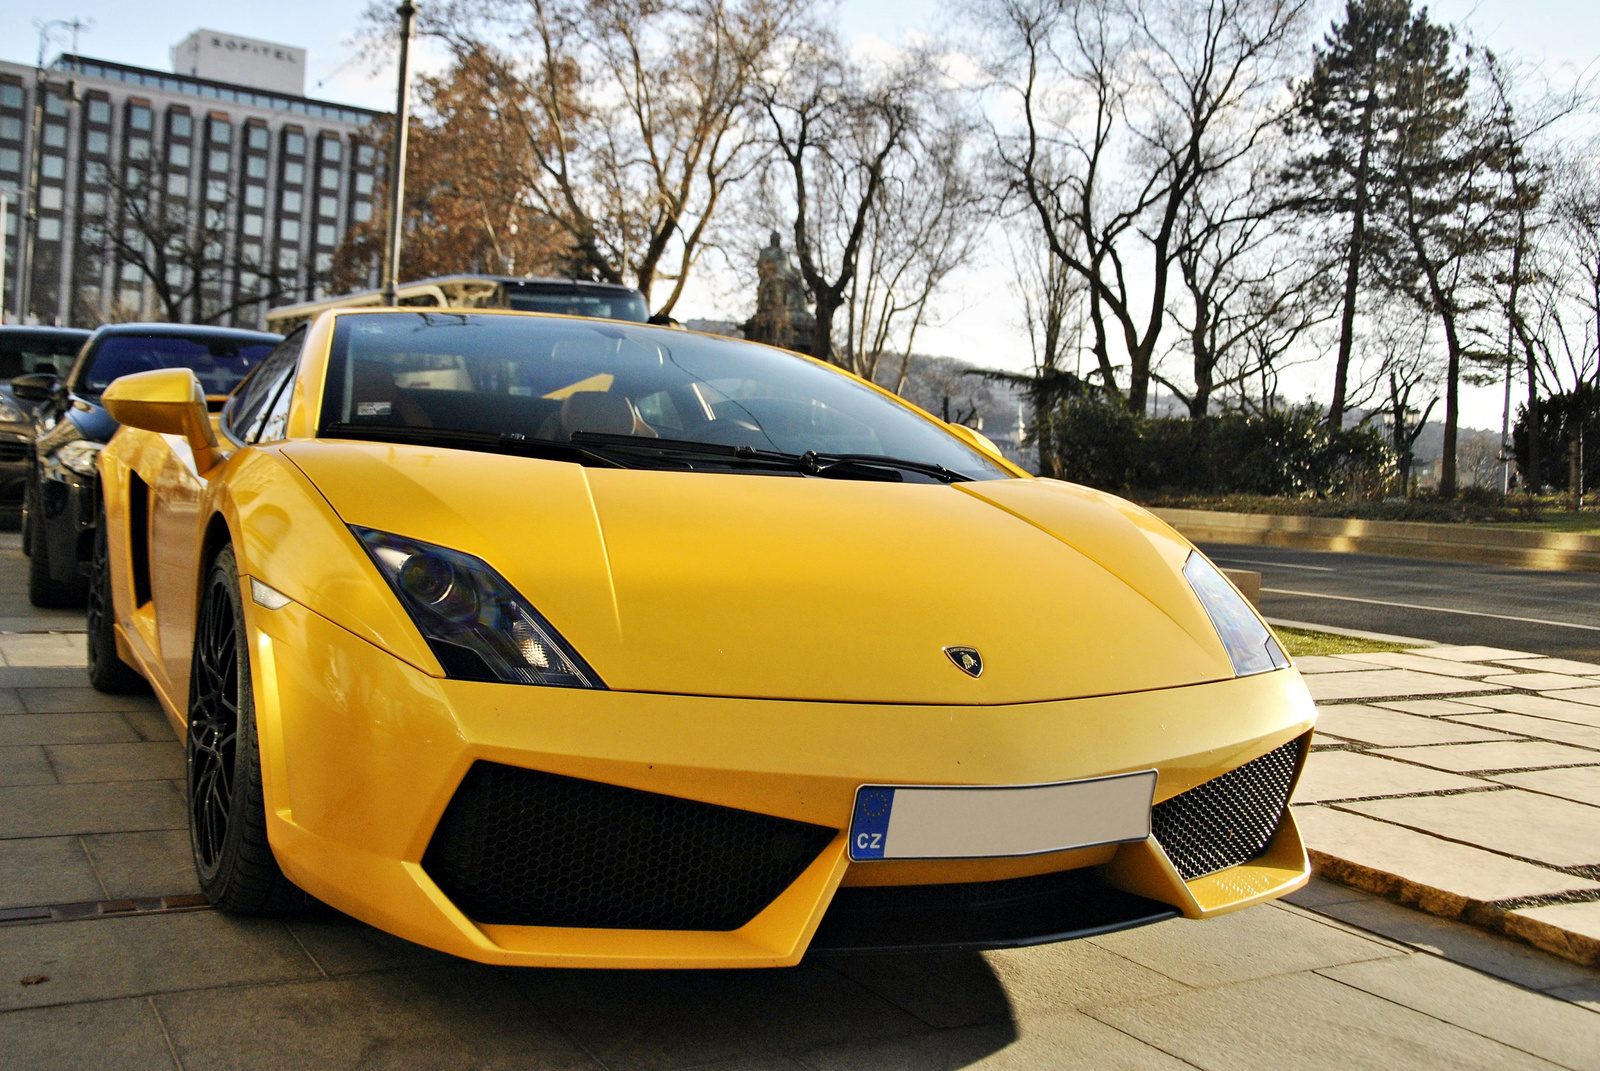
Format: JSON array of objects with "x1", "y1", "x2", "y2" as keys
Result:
[
  {"x1": 279, "y1": 441, "x2": 1236, "y2": 704},
  {"x1": 95, "y1": 307, "x2": 1315, "y2": 968}
]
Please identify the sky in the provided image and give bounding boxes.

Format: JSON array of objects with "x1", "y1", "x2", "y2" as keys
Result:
[{"x1": 4, "y1": 0, "x2": 1598, "y2": 431}]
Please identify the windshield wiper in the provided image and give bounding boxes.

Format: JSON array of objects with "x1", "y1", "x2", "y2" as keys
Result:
[
  {"x1": 322, "y1": 423, "x2": 623, "y2": 468},
  {"x1": 569, "y1": 432, "x2": 973, "y2": 483}
]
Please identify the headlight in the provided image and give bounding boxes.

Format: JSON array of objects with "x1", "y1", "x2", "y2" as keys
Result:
[
  {"x1": 52, "y1": 439, "x2": 104, "y2": 478},
  {"x1": 1183, "y1": 552, "x2": 1288, "y2": 677},
  {"x1": 0, "y1": 396, "x2": 25, "y2": 423},
  {"x1": 353, "y1": 526, "x2": 605, "y2": 688}
]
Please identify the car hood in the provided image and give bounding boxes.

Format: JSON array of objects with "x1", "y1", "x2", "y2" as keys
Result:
[{"x1": 283, "y1": 441, "x2": 1236, "y2": 704}]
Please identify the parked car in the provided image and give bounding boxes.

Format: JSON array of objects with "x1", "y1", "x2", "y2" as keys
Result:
[
  {"x1": 264, "y1": 274, "x2": 653, "y2": 334},
  {"x1": 89, "y1": 308, "x2": 1313, "y2": 967},
  {"x1": 0, "y1": 326, "x2": 92, "y2": 520},
  {"x1": 17, "y1": 323, "x2": 280, "y2": 607}
]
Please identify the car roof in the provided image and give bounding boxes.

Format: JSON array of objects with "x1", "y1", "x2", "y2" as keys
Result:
[
  {"x1": 87, "y1": 322, "x2": 283, "y2": 343},
  {"x1": 0, "y1": 325, "x2": 92, "y2": 338}
]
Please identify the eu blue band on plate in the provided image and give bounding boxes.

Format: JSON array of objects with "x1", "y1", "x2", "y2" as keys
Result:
[{"x1": 850, "y1": 787, "x2": 895, "y2": 860}]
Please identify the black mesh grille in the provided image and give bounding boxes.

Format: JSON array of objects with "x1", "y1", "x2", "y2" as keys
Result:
[
  {"x1": 0, "y1": 440, "x2": 28, "y2": 463},
  {"x1": 1151, "y1": 737, "x2": 1302, "y2": 881},
  {"x1": 421, "y1": 762, "x2": 838, "y2": 930}
]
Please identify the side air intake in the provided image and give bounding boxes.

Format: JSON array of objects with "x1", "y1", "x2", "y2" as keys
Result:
[{"x1": 1151, "y1": 737, "x2": 1302, "y2": 880}]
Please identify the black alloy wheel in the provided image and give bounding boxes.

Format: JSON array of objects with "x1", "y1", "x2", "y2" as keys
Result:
[
  {"x1": 85, "y1": 513, "x2": 146, "y2": 694},
  {"x1": 187, "y1": 545, "x2": 298, "y2": 913}
]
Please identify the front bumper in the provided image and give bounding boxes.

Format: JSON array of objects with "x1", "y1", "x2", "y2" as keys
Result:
[
  {"x1": 0, "y1": 429, "x2": 30, "y2": 506},
  {"x1": 33, "y1": 465, "x2": 96, "y2": 582},
  {"x1": 233, "y1": 593, "x2": 1316, "y2": 968}
]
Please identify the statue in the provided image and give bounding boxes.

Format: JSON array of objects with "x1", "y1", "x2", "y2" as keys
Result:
[{"x1": 743, "y1": 231, "x2": 815, "y2": 353}]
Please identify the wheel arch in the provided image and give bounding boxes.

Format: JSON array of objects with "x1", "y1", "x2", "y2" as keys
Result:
[{"x1": 199, "y1": 510, "x2": 234, "y2": 577}]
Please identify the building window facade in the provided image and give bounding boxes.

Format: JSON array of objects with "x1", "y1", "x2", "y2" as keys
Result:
[{"x1": 2, "y1": 52, "x2": 379, "y2": 326}]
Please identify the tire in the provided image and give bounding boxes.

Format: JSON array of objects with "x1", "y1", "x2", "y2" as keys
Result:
[
  {"x1": 26, "y1": 478, "x2": 87, "y2": 609},
  {"x1": 86, "y1": 517, "x2": 148, "y2": 694},
  {"x1": 188, "y1": 545, "x2": 299, "y2": 914}
]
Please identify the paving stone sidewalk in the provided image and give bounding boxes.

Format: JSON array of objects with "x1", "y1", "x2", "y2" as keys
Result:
[
  {"x1": 1294, "y1": 644, "x2": 1600, "y2": 967},
  {"x1": 1, "y1": 612, "x2": 1598, "y2": 1064}
]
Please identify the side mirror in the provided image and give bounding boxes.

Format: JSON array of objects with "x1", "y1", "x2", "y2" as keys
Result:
[
  {"x1": 944, "y1": 420, "x2": 1006, "y2": 461},
  {"x1": 102, "y1": 368, "x2": 222, "y2": 472},
  {"x1": 10, "y1": 372, "x2": 61, "y2": 402}
]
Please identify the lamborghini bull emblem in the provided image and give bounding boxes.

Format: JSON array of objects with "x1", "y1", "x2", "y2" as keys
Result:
[{"x1": 944, "y1": 646, "x2": 983, "y2": 678}]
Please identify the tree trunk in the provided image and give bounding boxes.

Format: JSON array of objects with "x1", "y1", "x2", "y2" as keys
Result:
[
  {"x1": 1330, "y1": 204, "x2": 1364, "y2": 429},
  {"x1": 811, "y1": 293, "x2": 840, "y2": 365},
  {"x1": 1520, "y1": 330, "x2": 1541, "y2": 491},
  {"x1": 1128, "y1": 342, "x2": 1152, "y2": 416},
  {"x1": 1189, "y1": 301, "x2": 1213, "y2": 419},
  {"x1": 1440, "y1": 315, "x2": 1462, "y2": 497},
  {"x1": 1330, "y1": 95, "x2": 1377, "y2": 430},
  {"x1": 1087, "y1": 279, "x2": 1116, "y2": 396}
]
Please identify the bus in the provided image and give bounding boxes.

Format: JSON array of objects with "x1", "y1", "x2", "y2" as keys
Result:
[{"x1": 264, "y1": 275, "x2": 652, "y2": 333}]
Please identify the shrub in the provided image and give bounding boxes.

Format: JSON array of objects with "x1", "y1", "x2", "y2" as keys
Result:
[
  {"x1": 1044, "y1": 399, "x2": 1392, "y2": 497},
  {"x1": 1512, "y1": 386, "x2": 1600, "y2": 494}
]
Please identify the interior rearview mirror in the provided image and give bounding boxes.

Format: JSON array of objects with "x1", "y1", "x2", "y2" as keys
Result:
[{"x1": 101, "y1": 368, "x2": 222, "y2": 472}]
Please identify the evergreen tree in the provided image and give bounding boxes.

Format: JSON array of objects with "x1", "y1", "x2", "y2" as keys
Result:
[
  {"x1": 1374, "y1": 16, "x2": 1510, "y2": 497},
  {"x1": 1283, "y1": 0, "x2": 1414, "y2": 430}
]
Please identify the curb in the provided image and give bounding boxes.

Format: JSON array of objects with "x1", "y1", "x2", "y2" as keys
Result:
[
  {"x1": 1308, "y1": 848, "x2": 1600, "y2": 969},
  {"x1": 1153, "y1": 507, "x2": 1600, "y2": 573}
]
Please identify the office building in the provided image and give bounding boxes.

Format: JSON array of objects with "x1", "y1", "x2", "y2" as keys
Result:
[{"x1": 0, "y1": 30, "x2": 386, "y2": 327}]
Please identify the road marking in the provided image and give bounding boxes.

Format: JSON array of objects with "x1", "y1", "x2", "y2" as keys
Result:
[
  {"x1": 1261, "y1": 588, "x2": 1600, "y2": 632},
  {"x1": 1213, "y1": 556, "x2": 1337, "y2": 573}
]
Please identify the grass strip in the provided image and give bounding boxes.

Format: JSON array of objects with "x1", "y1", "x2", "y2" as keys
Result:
[{"x1": 1273, "y1": 625, "x2": 1419, "y2": 658}]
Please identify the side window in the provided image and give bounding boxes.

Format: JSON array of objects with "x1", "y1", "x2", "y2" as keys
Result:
[
  {"x1": 225, "y1": 328, "x2": 304, "y2": 443},
  {"x1": 253, "y1": 368, "x2": 297, "y2": 443}
]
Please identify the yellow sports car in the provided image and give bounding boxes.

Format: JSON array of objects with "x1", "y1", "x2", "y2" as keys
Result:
[{"x1": 90, "y1": 309, "x2": 1315, "y2": 968}]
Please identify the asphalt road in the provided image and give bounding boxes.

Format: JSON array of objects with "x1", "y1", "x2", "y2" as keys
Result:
[{"x1": 1198, "y1": 543, "x2": 1600, "y2": 659}]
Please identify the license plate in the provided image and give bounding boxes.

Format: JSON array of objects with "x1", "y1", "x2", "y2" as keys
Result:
[{"x1": 848, "y1": 770, "x2": 1158, "y2": 861}]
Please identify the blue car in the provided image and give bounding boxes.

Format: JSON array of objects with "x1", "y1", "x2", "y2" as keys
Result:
[{"x1": 17, "y1": 323, "x2": 282, "y2": 607}]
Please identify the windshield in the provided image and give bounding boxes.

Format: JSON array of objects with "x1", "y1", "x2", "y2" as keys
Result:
[
  {"x1": 0, "y1": 332, "x2": 86, "y2": 379},
  {"x1": 320, "y1": 312, "x2": 1010, "y2": 480},
  {"x1": 505, "y1": 287, "x2": 649, "y2": 323},
  {"x1": 81, "y1": 334, "x2": 279, "y2": 396}
]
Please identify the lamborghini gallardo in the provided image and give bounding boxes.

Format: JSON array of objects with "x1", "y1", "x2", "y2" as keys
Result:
[{"x1": 90, "y1": 309, "x2": 1315, "y2": 968}]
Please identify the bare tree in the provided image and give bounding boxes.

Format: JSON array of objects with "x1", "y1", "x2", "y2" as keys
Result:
[
  {"x1": 756, "y1": 38, "x2": 924, "y2": 365},
  {"x1": 1002, "y1": 220, "x2": 1088, "y2": 476},
  {"x1": 847, "y1": 107, "x2": 989, "y2": 389},
  {"x1": 1160, "y1": 158, "x2": 1335, "y2": 417},
  {"x1": 94, "y1": 156, "x2": 291, "y2": 324},
  {"x1": 404, "y1": 0, "x2": 803, "y2": 315},
  {"x1": 1477, "y1": 48, "x2": 1590, "y2": 492},
  {"x1": 1351, "y1": 302, "x2": 1438, "y2": 491},
  {"x1": 981, "y1": 0, "x2": 1314, "y2": 413},
  {"x1": 331, "y1": 47, "x2": 576, "y2": 292}
]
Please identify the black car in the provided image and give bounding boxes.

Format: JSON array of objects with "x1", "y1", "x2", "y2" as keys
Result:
[
  {"x1": 0, "y1": 327, "x2": 93, "y2": 518},
  {"x1": 17, "y1": 323, "x2": 281, "y2": 607}
]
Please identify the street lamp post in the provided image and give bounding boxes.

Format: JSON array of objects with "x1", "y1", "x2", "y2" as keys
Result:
[
  {"x1": 380, "y1": 1, "x2": 417, "y2": 307},
  {"x1": 19, "y1": 19, "x2": 89, "y2": 325}
]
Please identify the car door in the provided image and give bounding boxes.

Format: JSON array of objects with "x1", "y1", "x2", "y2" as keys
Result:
[{"x1": 147, "y1": 331, "x2": 305, "y2": 696}]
